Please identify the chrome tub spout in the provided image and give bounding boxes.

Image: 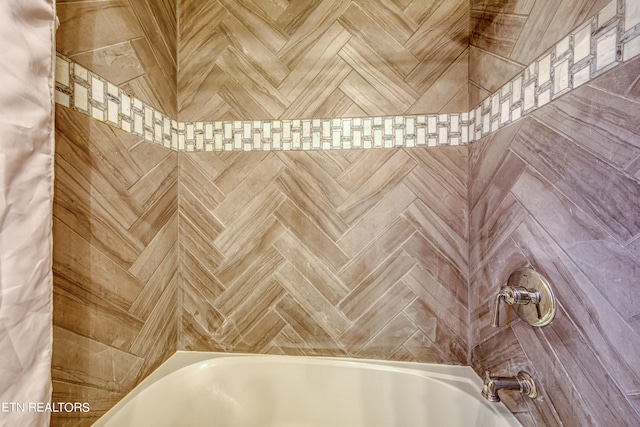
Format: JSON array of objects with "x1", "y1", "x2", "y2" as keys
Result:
[{"x1": 481, "y1": 371, "x2": 537, "y2": 402}]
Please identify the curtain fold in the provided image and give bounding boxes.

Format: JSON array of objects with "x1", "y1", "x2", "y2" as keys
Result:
[{"x1": 0, "y1": 1, "x2": 55, "y2": 426}]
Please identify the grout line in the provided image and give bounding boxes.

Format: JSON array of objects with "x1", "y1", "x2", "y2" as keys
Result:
[{"x1": 53, "y1": 0, "x2": 640, "y2": 153}]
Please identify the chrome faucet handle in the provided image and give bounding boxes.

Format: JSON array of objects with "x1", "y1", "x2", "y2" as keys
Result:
[
  {"x1": 490, "y1": 285, "x2": 541, "y2": 327},
  {"x1": 489, "y1": 268, "x2": 556, "y2": 328}
]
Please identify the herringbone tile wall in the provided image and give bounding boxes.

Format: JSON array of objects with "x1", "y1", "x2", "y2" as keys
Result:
[
  {"x1": 56, "y1": 0, "x2": 177, "y2": 117},
  {"x1": 178, "y1": 0, "x2": 469, "y2": 121},
  {"x1": 179, "y1": 147, "x2": 470, "y2": 362},
  {"x1": 52, "y1": 106, "x2": 179, "y2": 426},
  {"x1": 469, "y1": 0, "x2": 611, "y2": 106},
  {"x1": 469, "y1": 56, "x2": 640, "y2": 427}
]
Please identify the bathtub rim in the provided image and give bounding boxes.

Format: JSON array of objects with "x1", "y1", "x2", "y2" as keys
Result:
[{"x1": 93, "y1": 351, "x2": 519, "y2": 426}]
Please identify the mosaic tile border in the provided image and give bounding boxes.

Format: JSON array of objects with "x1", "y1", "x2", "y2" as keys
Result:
[{"x1": 54, "y1": 0, "x2": 640, "y2": 152}]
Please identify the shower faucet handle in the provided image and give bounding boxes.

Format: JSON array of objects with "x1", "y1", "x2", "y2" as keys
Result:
[
  {"x1": 490, "y1": 286, "x2": 540, "y2": 327},
  {"x1": 490, "y1": 268, "x2": 557, "y2": 328}
]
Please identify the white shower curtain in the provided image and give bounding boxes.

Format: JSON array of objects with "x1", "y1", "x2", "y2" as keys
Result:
[{"x1": 0, "y1": 0, "x2": 55, "y2": 426}]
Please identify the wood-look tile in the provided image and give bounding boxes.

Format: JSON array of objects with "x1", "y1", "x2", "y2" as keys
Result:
[
  {"x1": 512, "y1": 117, "x2": 640, "y2": 242},
  {"x1": 276, "y1": 295, "x2": 347, "y2": 356},
  {"x1": 128, "y1": 0, "x2": 176, "y2": 85},
  {"x1": 404, "y1": 200, "x2": 468, "y2": 274},
  {"x1": 215, "y1": 46, "x2": 289, "y2": 118},
  {"x1": 404, "y1": 161, "x2": 467, "y2": 241},
  {"x1": 213, "y1": 153, "x2": 284, "y2": 225},
  {"x1": 69, "y1": 41, "x2": 145, "y2": 86},
  {"x1": 512, "y1": 167, "x2": 640, "y2": 318},
  {"x1": 469, "y1": 193, "x2": 529, "y2": 275},
  {"x1": 181, "y1": 281, "x2": 225, "y2": 335},
  {"x1": 540, "y1": 306, "x2": 640, "y2": 426},
  {"x1": 338, "y1": 249, "x2": 416, "y2": 321},
  {"x1": 312, "y1": 88, "x2": 360, "y2": 118},
  {"x1": 356, "y1": 313, "x2": 417, "y2": 360},
  {"x1": 119, "y1": 65, "x2": 175, "y2": 118},
  {"x1": 276, "y1": 151, "x2": 350, "y2": 206},
  {"x1": 338, "y1": 39, "x2": 419, "y2": 112},
  {"x1": 408, "y1": 147, "x2": 468, "y2": 198},
  {"x1": 128, "y1": 213, "x2": 177, "y2": 283},
  {"x1": 533, "y1": 85, "x2": 640, "y2": 171},
  {"x1": 338, "y1": 217, "x2": 416, "y2": 288},
  {"x1": 402, "y1": 330, "x2": 449, "y2": 364},
  {"x1": 179, "y1": 62, "x2": 230, "y2": 122},
  {"x1": 237, "y1": 310, "x2": 287, "y2": 353},
  {"x1": 56, "y1": 1, "x2": 144, "y2": 56},
  {"x1": 590, "y1": 56, "x2": 640, "y2": 103},
  {"x1": 215, "y1": 278, "x2": 285, "y2": 351},
  {"x1": 354, "y1": 0, "x2": 417, "y2": 44},
  {"x1": 338, "y1": 281, "x2": 416, "y2": 352},
  {"x1": 509, "y1": 0, "x2": 562, "y2": 65},
  {"x1": 53, "y1": 285, "x2": 143, "y2": 352},
  {"x1": 275, "y1": 168, "x2": 349, "y2": 241},
  {"x1": 212, "y1": 151, "x2": 270, "y2": 193},
  {"x1": 471, "y1": 10, "x2": 527, "y2": 57},
  {"x1": 278, "y1": 0, "x2": 351, "y2": 69},
  {"x1": 468, "y1": 119, "x2": 523, "y2": 209},
  {"x1": 405, "y1": 0, "x2": 467, "y2": 60},
  {"x1": 337, "y1": 183, "x2": 416, "y2": 258},
  {"x1": 408, "y1": 49, "x2": 468, "y2": 114},
  {"x1": 213, "y1": 184, "x2": 286, "y2": 256},
  {"x1": 275, "y1": 199, "x2": 349, "y2": 272},
  {"x1": 54, "y1": 218, "x2": 144, "y2": 311},
  {"x1": 339, "y1": 3, "x2": 418, "y2": 78},
  {"x1": 402, "y1": 262, "x2": 468, "y2": 342},
  {"x1": 469, "y1": 45, "x2": 524, "y2": 94},
  {"x1": 278, "y1": 22, "x2": 351, "y2": 102},
  {"x1": 273, "y1": 230, "x2": 349, "y2": 305},
  {"x1": 512, "y1": 323, "x2": 599, "y2": 427},
  {"x1": 218, "y1": 0, "x2": 288, "y2": 53},
  {"x1": 403, "y1": 297, "x2": 467, "y2": 364},
  {"x1": 512, "y1": 217, "x2": 640, "y2": 393},
  {"x1": 405, "y1": 14, "x2": 468, "y2": 94},
  {"x1": 533, "y1": 0, "x2": 609, "y2": 63},
  {"x1": 402, "y1": 228, "x2": 468, "y2": 304},
  {"x1": 129, "y1": 183, "x2": 177, "y2": 246},
  {"x1": 469, "y1": 151, "x2": 526, "y2": 246},
  {"x1": 129, "y1": 282, "x2": 177, "y2": 357},
  {"x1": 220, "y1": 15, "x2": 290, "y2": 87},
  {"x1": 274, "y1": 262, "x2": 350, "y2": 337},
  {"x1": 129, "y1": 245, "x2": 178, "y2": 320},
  {"x1": 52, "y1": 326, "x2": 144, "y2": 393},
  {"x1": 180, "y1": 247, "x2": 225, "y2": 303},
  {"x1": 213, "y1": 247, "x2": 284, "y2": 316},
  {"x1": 282, "y1": 55, "x2": 353, "y2": 119},
  {"x1": 52, "y1": 380, "x2": 122, "y2": 427},
  {"x1": 337, "y1": 150, "x2": 416, "y2": 224},
  {"x1": 471, "y1": 0, "x2": 535, "y2": 14}
]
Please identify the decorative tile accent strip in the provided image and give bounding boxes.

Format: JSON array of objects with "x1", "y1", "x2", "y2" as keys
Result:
[
  {"x1": 468, "y1": 0, "x2": 640, "y2": 140},
  {"x1": 54, "y1": 0, "x2": 640, "y2": 152}
]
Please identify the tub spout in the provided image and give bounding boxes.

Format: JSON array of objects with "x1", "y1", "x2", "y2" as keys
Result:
[{"x1": 481, "y1": 371, "x2": 537, "y2": 402}]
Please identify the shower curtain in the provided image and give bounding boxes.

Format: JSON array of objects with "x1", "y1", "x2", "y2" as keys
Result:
[{"x1": 0, "y1": 0, "x2": 55, "y2": 426}]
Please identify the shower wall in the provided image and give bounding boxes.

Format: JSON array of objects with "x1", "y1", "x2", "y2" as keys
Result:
[
  {"x1": 52, "y1": 106, "x2": 179, "y2": 426},
  {"x1": 177, "y1": 0, "x2": 469, "y2": 121},
  {"x1": 469, "y1": 0, "x2": 610, "y2": 106},
  {"x1": 178, "y1": 147, "x2": 469, "y2": 362},
  {"x1": 56, "y1": 0, "x2": 177, "y2": 117},
  {"x1": 469, "y1": 56, "x2": 640, "y2": 426}
]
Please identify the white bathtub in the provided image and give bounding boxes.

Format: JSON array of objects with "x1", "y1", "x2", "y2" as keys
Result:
[{"x1": 94, "y1": 352, "x2": 521, "y2": 427}]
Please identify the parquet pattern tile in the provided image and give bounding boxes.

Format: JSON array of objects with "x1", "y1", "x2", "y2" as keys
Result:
[{"x1": 179, "y1": 146, "x2": 469, "y2": 362}]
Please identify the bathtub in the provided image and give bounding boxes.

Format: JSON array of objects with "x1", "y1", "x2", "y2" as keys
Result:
[{"x1": 94, "y1": 352, "x2": 520, "y2": 427}]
